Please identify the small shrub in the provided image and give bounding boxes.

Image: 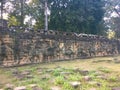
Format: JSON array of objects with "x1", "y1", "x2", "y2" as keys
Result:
[
  {"x1": 24, "y1": 79, "x2": 37, "y2": 85},
  {"x1": 54, "y1": 76, "x2": 65, "y2": 85},
  {"x1": 99, "y1": 86, "x2": 111, "y2": 90},
  {"x1": 52, "y1": 69, "x2": 60, "y2": 76},
  {"x1": 68, "y1": 74, "x2": 82, "y2": 81},
  {"x1": 62, "y1": 82, "x2": 74, "y2": 90},
  {"x1": 108, "y1": 76, "x2": 117, "y2": 82},
  {"x1": 98, "y1": 67, "x2": 111, "y2": 73},
  {"x1": 88, "y1": 71, "x2": 98, "y2": 79}
]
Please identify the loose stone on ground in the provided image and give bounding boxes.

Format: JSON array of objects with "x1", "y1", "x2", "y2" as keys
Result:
[
  {"x1": 74, "y1": 69, "x2": 89, "y2": 76},
  {"x1": 112, "y1": 87, "x2": 120, "y2": 90},
  {"x1": 14, "y1": 86, "x2": 26, "y2": 90},
  {"x1": 5, "y1": 83, "x2": 14, "y2": 89},
  {"x1": 32, "y1": 87, "x2": 43, "y2": 90},
  {"x1": 26, "y1": 75, "x2": 34, "y2": 79},
  {"x1": 96, "y1": 75, "x2": 107, "y2": 80},
  {"x1": 88, "y1": 81, "x2": 101, "y2": 87},
  {"x1": 29, "y1": 84, "x2": 37, "y2": 88},
  {"x1": 50, "y1": 86, "x2": 61, "y2": 90},
  {"x1": 83, "y1": 76, "x2": 92, "y2": 81},
  {"x1": 21, "y1": 70, "x2": 31, "y2": 75},
  {"x1": 89, "y1": 88, "x2": 97, "y2": 90},
  {"x1": 69, "y1": 81, "x2": 81, "y2": 88}
]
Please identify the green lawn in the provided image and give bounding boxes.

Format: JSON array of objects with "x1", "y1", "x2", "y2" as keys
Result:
[{"x1": 0, "y1": 56, "x2": 120, "y2": 90}]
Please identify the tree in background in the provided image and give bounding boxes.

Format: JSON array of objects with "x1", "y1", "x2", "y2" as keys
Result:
[
  {"x1": 8, "y1": 15, "x2": 20, "y2": 26},
  {"x1": 7, "y1": 0, "x2": 45, "y2": 29},
  {"x1": 112, "y1": 17, "x2": 120, "y2": 38},
  {"x1": 104, "y1": 0, "x2": 120, "y2": 38},
  {"x1": 0, "y1": 0, "x2": 8, "y2": 19},
  {"x1": 48, "y1": 0, "x2": 105, "y2": 35},
  {"x1": 7, "y1": 0, "x2": 28, "y2": 27},
  {"x1": 1, "y1": 0, "x2": 106, "y2": 35},
  {"x1": 27, "y1": 0, "x2": 45, "y2": 29}
]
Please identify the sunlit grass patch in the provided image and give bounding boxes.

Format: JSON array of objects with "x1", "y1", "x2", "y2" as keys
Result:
[
  {"x1": 97, "y1": 67, "x2": 112, "y2": 73},
  {"x1": 0, "y1": 56, "x2": 120, "y2": 90}
]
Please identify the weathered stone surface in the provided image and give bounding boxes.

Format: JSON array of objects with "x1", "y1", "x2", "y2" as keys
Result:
[
  {"x1": 32, "y1": 87, "x2": 43, "y2": 90},
  {"x1": 37, "y1": 69, "x2": 43, "y2": 74},
  {"x1": 14, "y1": 86, "x2": 26, "y2": 90},
  {"x1": 83, "y1": 76, "x2": 92, "y2": 81},
  {"x1": 29, "y1": 84, "x2": 37, "y2": 88},
  {"x1": 16, "y1": 74, "x2": 25, "y2": 80},
  {"x1": 26, "y1": 75, "x2": 34, "y2": 79},
  {"x1": 38, "y1": 71, "x2": 43, "y2": 74},
  {"x1": 5, "y1": 83, "x2": 14, "y2": 89},
  {"x1": 41, "y1": 74, "x2": 51, "y2": 80},
  {"x1": 21, "y1": 71, "x2": 30, "y2": 75},
  {"x1": 0, "y1": 30, "x2": 119, "y2": 66},
  {"x1": 69, "y1": 81, "x2": 81, "y2": 88},
  {"x1": 112, "y1": 87, "x2": 120, "y2": 90},
  {"x1": 74, "y1": 69, "x2": 89, "y2": 76},
  {"x1": 50, "y1": 86, "x2": 61, "y2": 90},
  {"x1": 96, "y1": 75, "x2": 107, "y2": 80},
  {"x1": 29, "y1": 84, "x2": 42, "y2": 90},
  {"x1": 88, "y1": 81, "x2": 101, "y2": 86},
  {"x1": 114, "y1": 58, "x2": 120, "y2": 63},
  {"x1": 46, "y1": 69, "x2": 54, "y2": 73},
  {"x1": 89, "y1": 88, "x2": 97, "y2": 90},
  {"x1": 12, "y1": 69, "x2": 20, "y2": 75}
]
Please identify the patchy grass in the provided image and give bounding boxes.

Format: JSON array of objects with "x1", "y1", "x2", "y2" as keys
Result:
[{"x1": 0, "y1": 56, "x2": 120, "y2": 90}]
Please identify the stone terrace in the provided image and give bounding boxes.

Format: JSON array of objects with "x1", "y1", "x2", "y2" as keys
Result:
[{"x1": 0, "y1": 29, "x2": 120, "y2": 66}]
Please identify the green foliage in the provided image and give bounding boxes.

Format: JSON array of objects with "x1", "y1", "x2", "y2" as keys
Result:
[
  {"x1": 105, "y1": 0, "x2": 120, "y2": 38},
  {"x1": 88, "y1": 71, "x2": 98, "y2": 79},
  {"x1": 98, "y1": 67, "x2": 111, "y2": 73},
  {"x1": 51, "y1": 68, "x2": 65, "y2": 76},
  {"x1": 49, "y1": 0, "x2": 105, "y2": 34},
  {"x1": 1, "y1": 56, "x2": 120, "y2": 90},
  {"x1": 54, "y1": 76, "x2": 65, "y2": 85},
  {"x1": 63, "y1": 82, "x2": 74, "y2": 90},
  {"x1": 52, "y1": 69, "x2": 60, "y2": 76},
  {"x1": 26, "y1": 0, "x2": 45, "y2": 29},
  {"x1": 68, "y1": 74, "x2": 82, "y2": 81},
  {"x1": 5, "y1": 0, "x2": 106, "y2": 34},
  {"x1": 7, "y1": 0, "x2": 26, "y2": 26},
  {"x1": 108, "y1": 76, "x2": 117, "y2": 82},
  {"x1": 107, "y1": 30, "x2": 115, "y2": 39},
  {"x1": 112, "y1": 17, "x2": 120, "y2": 38}
]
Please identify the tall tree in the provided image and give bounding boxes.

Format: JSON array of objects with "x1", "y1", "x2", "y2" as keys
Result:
[
  {"x1": 7, "y1": 0, "x2": 44, "y2": 29},
  {"x1": 48, "y1": 0, "x2": 105, "y2": 34},
  {"x1": 27, "y1": 0, "x2": 45, "y2": 29},
  {"x1": 7, "y1": 0, "x2": 26, "y2": 27},
  {"x1": 104, "y1": 0, "x2": 120, "y2": 38},
  {"x1": 0, "y1": 0, "x2": 3, "y2": 19}
]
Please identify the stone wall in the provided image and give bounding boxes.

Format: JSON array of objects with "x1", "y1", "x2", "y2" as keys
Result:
[{"x1": 0, "y1": 30, "x2": 120, "y2": 66}]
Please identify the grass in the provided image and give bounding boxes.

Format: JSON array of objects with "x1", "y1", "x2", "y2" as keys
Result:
[
  {"x1": 97, "y1": 67, "x2": 111, "y2": 73},
  {"x1": 54, "y1": 75, "x2": 65, "y2": 85},
  {"x1": 0, "y1": 56, "x2": 120, "y2": 90}
]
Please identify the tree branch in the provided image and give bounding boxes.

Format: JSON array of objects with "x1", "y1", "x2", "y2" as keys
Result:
[{"x1": 114, "y1": 8, "x2": 120, "y2": 17}]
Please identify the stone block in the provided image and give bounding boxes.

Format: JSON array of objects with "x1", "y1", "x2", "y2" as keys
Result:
[
  {"x1": 83, "y1": 76, "x2": 92, "y2": 81},
  {"x1": 112, "y1": 87, "x2": 120, "y2": 90},
  {"x1": 50, "y1": 86, "x2": 61, "y2": 90},
  {"x1": 69, "y1": 81, "x2": 81, "y2": 88},
  {"x1": 5, "y1": 83, "x2": 14, "y2": 90},
  {"x1": 14, "y1": 86, "x2": 26, "y2": 90}
]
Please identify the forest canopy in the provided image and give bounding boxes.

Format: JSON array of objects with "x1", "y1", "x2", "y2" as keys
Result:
[{"x1": 0, "y1": 0, "x2": 120, "y2": 37}]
